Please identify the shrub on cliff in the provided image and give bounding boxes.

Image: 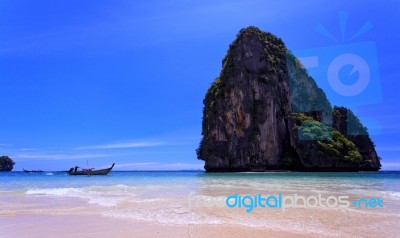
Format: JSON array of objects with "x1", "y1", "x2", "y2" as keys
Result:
[{"x1": 0, "y1": 155, "x2": 15, "y2": 171}]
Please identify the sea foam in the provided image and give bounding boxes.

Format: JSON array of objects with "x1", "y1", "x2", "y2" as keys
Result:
[{"x1": 25, "y1": 187, "x2": 132, "y2": 207}]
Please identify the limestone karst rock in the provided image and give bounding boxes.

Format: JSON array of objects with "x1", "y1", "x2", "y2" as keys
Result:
[{"x1": 197, "y1": 26, "x2": 381, "y2": 172}]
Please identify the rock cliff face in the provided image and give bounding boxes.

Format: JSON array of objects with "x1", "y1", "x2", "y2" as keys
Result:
[{"x1": 197, "y1": 26, "x2": 381, "y2": 172}]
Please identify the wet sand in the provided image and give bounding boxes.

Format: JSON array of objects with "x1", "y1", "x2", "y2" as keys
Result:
[
  {"x1": 0, "y1": 191, "x2": 398, "y2": 238},
  {"x1": 0, "y1": 193, "x2": 314, "y2": 238}
]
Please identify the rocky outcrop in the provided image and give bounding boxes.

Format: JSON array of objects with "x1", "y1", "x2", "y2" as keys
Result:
[
  {"x1": 332, "y1": 107, "x2": 381, "y2": 171},
  {"x1": 288, "y1": 112, "x2": 375, "y2": 171},
  {"x1": 0, "y1": 155, "x2": 15, "y2": 171},
  {"x1": 198, "y1": 27, "x2": 291, "y2": 171},
  {"x1": 197, "y1": 26, "x2": 381, "y2": 172}
]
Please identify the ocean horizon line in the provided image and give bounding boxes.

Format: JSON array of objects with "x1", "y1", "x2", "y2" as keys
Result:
[{"x1": 7, "y1": 169, "x2": 400, "y2": 172}]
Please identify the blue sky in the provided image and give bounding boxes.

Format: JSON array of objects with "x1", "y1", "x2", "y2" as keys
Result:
[{"x1": 0, "y1": 0, "x2": 399, "y2": 170}]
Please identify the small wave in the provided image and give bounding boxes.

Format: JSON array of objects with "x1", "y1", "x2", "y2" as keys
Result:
[
  {"x1": 26, "y1": 188, "x2": 81, "y2": 196},
  {"x1": 381, "y1": 191, "x2": 400, "y2": 199},
  {"x1": 129, "y1": 198, "x2": 167, "y2": 203},
  {"x1": 103, "y1": 209, "x2": 223, "y2": 225},
  {"x1": 389, "y1": 192, "x2": 400, "y2": 197},
  {"x1": 87, "y1": 184, "x2": 134, "y2": 192},
  {"x1": 25, "y1": 187, "x2": 133, "y2": 207},
  {"x1": 102, "y1": 208, "x2": 341, "y2": 236},
  {"x1": 88, "y1": 197, "x2": 128, "y2": 207},
  {"x1": 45, "y1": 173, "x2": 54, "y2": 176}
]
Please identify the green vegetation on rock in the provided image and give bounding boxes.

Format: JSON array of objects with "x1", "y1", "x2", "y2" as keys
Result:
[
  {"x1": 291, "y1": 112, "x2": 363, "y2": 163},
  {"x1": 299, "y1": 121, "x2": 332, "y2": 141},
  {"x1": 317, "y1": 130, "x2": 363, "y2": 163},
  {"x1": 290, "y1": 113, "x2": 331, "y2": 140}
]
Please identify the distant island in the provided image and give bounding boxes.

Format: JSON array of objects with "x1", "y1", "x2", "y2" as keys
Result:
[
  {"x1": 0, "y1": 155, "x2": 15, "y2": 171},
  {"x1": 197, "y1": 26, "x2": 381, "y2": 172}
]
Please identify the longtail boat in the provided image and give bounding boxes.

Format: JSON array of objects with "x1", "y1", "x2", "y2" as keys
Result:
[
  {"x1": 23, "y1": 169, "x2": 44, "y2": 173},
  {"x1": 68, "y1": 163, "x2": 115, "y2": 176}
]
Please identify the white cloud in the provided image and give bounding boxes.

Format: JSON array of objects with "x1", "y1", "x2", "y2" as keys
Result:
[
  {"x1": 18, "y1": 148, "x2": 39, "y2": 151},
  {"x1": 13, "y1": 153, "x2": 111, "y2": 161},
  {"x1": 381, "y1": 163, "x2": 400, "y2": 170},
  {"x1": 115, "y1": 162, "x2": 160, "y2": 168},
  {"x1": 0, "y1": 143, "x2": 12, "y2": 147},
  {"x1": 75, "y1": 142, "x2": 165, "y2": 150},
  {"x1": 114, "y1": 162, "x2": 204, "y2": 171}
]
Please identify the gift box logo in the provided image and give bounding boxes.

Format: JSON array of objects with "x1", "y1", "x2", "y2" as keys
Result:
[{"x1": 290, "y1": 12, "x2": 382, "y2": 137}]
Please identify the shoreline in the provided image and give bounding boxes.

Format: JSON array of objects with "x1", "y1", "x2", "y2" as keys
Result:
[{"x1": 1, "y1": 171, "x2": 399, "y2": 237}]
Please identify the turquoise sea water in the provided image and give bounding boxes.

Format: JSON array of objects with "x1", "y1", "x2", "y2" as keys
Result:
[
  {"x1": 1, "y1": 170, "x2": 399, "y2": 193},
  {"x1": 1, "y1": 171, "x2": 400, "y2": 236},
  {"x1": 2, "y1": 170, "x2": 400, "y2": 213}
]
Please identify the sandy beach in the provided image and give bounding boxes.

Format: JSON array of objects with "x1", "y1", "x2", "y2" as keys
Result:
[
  {"x1": 1, "y1": 215, "x2": 314, "y2": 238},
  {"x1": 0, "y1": 195, "x2": 310, "y2": 238},
  {"x1": 1, "y1": 199, "x2": 398, "y2": 238}
]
